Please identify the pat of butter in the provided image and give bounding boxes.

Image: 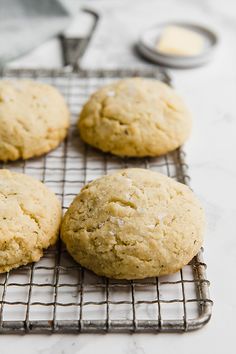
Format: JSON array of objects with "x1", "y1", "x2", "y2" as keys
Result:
[{"x1": 157, "y1": 26, "x2": 204, "y2": 56}]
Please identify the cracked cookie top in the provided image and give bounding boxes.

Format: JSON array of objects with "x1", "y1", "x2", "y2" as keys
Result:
[
  {"x1": 0, "y1": 80, "x2": 70, "y2": 161},
  {"x1": 0, "y1": 169, "x2": 61, "y2": 273},
  {"x1": 61, "y1": 168, "x2": 205, "y2": 279},
  {"x1": 78, "y1": 78, "x2": 192, "y2": 157}
]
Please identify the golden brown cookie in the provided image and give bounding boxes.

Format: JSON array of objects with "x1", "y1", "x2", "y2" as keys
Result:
[
  {"x1": 78, "y1": 78, "x2": 191, "y2": 157},
  {"x1": 0, "y1": 169, "x2": 61, "y2": 272},
  {"x1": 61, "y1": 168, "x2": 204, "y2": 279},
  {"x1": 0, "y1": 80, "x2": 70, "y2": 161}
]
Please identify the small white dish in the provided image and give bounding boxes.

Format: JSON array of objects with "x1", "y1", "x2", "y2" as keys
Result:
[{"x1": 138, "y1": 22, "x2": 219, "y2": 68}]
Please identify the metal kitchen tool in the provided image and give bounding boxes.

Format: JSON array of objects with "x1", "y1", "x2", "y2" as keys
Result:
[
  {"x1": 60, "y1": 8, "x2": 99, "y2": 71},
  {"x1": 0, "y1": 67, "x2": 212, "y2": 334}
]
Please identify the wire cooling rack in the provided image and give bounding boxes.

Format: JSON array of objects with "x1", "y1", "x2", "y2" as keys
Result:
[{"x1": 0, "y1": 68, "x2": 212, "y2": 334}]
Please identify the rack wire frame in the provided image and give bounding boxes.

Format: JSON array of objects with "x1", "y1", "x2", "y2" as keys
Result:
[{"x1": 0, "y1": 68, "x2": 212, "y2": 334}]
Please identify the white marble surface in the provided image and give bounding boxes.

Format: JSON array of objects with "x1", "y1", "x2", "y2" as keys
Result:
[{"x1": 1, "y1": 0, "x2": 236, "y2": 353}]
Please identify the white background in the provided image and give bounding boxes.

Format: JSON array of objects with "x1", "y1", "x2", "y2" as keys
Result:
[{"x1": 1, "y1": 0, "x2": 236, "y2": 353}]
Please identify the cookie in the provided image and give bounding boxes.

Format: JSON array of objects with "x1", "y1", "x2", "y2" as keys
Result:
[
  {"x1": 0, "y1": 169, "x2": 61, "y2": 273},
  {"x1": 0, "y1": 80, "x2": 70, "y2": 161},
  {"x1": 78, "y1": 78, "x2": 191, "y2": 157},
  {"x1": 61, "y1": 168, "x2": 205, "y2": 279}
]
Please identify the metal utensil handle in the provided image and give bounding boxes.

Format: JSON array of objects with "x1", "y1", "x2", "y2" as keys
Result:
[{"x1": 60, "y1": 8, "x2": 99, "y2": 71}]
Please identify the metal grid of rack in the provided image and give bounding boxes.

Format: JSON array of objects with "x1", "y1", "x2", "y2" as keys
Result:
[{"x1": 0, "y1": 68, "x2": 212, "y2": 333}]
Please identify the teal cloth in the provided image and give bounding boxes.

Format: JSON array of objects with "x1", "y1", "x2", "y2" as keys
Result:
[{"x1": 0, "y1": 0, "x2": 71, "y2": 66}]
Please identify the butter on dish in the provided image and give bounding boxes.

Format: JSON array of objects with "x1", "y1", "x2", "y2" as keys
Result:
[{"x1": 156, "y1": 25, "x2": 204, "y2": 56}]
